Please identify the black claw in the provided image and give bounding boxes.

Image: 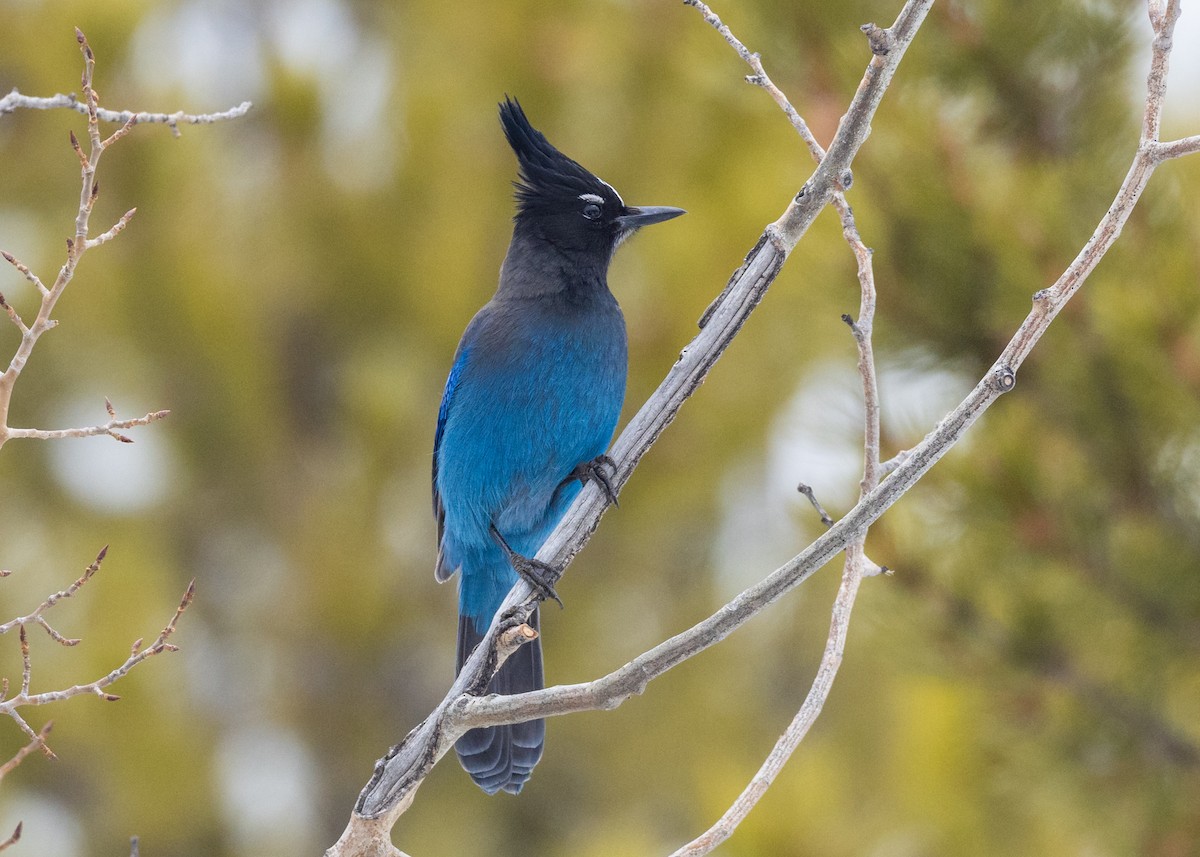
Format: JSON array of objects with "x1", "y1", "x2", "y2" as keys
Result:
[
  {"x1": 573, "y1": 454, "x2": 619, "y2": 507},
  {"x1": 513, "y1": 556, "x2": 564, "y2": 609},
  {"x1": 490, "y1": 523, "x2": 564, "y2": 608}
]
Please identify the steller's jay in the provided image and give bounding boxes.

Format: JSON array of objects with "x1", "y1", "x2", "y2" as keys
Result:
[{"x1": 432, "y1": 97, "x2": 684, "y2": 794}]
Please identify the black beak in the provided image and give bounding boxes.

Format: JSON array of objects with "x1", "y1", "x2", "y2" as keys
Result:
[{"x1": 616, "y1": 205, "x2": 686, "y2": 229}]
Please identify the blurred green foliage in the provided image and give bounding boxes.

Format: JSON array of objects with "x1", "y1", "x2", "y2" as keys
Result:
[{"x1": 0, "y1": 1, "x2": 1198, "y2": 855}]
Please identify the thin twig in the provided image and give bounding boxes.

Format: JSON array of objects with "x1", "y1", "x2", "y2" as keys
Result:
[
  {"x1": 682, "y1": 0, "x2": 825, "y2": 162},
  {"x1": 1148, "y1": 135, "x2": 1200, "y2": 161},
  {"x1": 879, "y1": 448, "x2": 911, "y2": 476},
  {"x1": 0, "y1": 722, "x2": 53, "y2": 782},
  {"x1": 796, "y1": 483, "x2": 835, "y2": 527},
  {"x1": 797, "y1": 483, "x2": 889, "y2": 574},
  {"x1": 0, "y1": 90, "x2": 252, "y2": 138},
  {"x1": 19, "y1": 628, "x2": 31, "y2": 698},
  {"x1": 0, "y1": 546, "x2": 108, "y2": 641},
  {"x1": 0, "y1": 822, "x2": 21, "y2": 853},
  {"x1": 0, "y1": 251, "x2": 47, "y2": 296},
  {"x1": 5, "y1": 407, "x2": 170, "y2": 444},
  {"x1": 0, "y1": 292, "x2": 28, "y2": 335},
  {"x1": 86, "y1": 207, "x2": 137, "y2": 249}
]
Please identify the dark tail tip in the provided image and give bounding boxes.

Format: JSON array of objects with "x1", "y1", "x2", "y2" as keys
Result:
[
  {"x1": 455, "y1": 719, "x2": 545, "y2": 794},
  {"x1": 456, "y1": 611, "x2": 546, "y2": 794}
]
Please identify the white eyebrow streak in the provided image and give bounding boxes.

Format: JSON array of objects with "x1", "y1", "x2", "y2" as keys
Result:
[
  {"x1": 597, "y1": 177, "x2": 625, "y2": 206},
  {"x1": 578, "y1": 193, "x2": 605, "y2": 205}
]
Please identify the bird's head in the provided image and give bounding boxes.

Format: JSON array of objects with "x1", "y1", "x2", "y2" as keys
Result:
[{"x1": 499, "y1": 97, "x2": 684, "y2": 262}]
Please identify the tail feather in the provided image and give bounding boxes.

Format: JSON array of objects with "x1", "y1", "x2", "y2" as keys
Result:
[{"x1": 455, "y1": 609, "x2": 545, "y2": 794}]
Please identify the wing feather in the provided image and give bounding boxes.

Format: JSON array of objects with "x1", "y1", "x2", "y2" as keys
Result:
[{"x1": 433, "y1": 346, "x2": 469, "y2": 582}]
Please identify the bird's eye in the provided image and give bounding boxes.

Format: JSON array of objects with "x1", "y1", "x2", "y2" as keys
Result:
[{"x1": 582, "y1": 203, "x2": 602, "y2": 221}]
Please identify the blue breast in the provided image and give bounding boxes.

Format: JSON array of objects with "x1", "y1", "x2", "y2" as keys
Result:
[{"x1": 435, "y1": 291, "x2": 627, "y2": 624}]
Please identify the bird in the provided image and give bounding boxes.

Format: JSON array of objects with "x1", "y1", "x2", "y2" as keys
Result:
[{"x1": 432, "y1": 97, "x2": 684, "y2": 795}]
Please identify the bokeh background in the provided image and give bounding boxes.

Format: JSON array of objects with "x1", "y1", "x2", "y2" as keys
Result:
[{"x1": 1, "y1": 1, "x2": 1198, "y2": 855}]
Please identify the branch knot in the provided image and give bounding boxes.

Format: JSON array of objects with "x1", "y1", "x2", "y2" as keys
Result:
[
  {"x1": 861, "y1": 23, "x2": 893, "y2": 55},
  {"x1": 992, "y1": 365, "x2": 1017, "y2": 393}
]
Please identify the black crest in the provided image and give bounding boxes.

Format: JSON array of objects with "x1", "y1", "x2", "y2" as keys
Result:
[{"x1": 499, "y1": 97, "x2": 618, "y2": 217}]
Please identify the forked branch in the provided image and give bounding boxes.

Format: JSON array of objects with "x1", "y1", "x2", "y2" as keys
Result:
[
  {"x1": 0, "y1": 29, "x2": 247, "y2": 450},
  {"x1": 0, "y1": 548, "x2": 196, "y2": 761}
]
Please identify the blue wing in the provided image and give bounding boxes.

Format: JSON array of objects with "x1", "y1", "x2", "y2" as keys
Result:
[{"x1": 433, "y1": 346, "x2": 469, "y2": 582}]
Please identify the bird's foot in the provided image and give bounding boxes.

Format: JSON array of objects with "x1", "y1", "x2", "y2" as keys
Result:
[
  {"x1": 490, "y1": 523, "x2": 564, "y2": 608},
  {"x1": 571, "y1": 454, "x2": 619, "y2": 506},
  {"x1": 510, "y1": 555, "x2": 564, "y2": 609}
]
